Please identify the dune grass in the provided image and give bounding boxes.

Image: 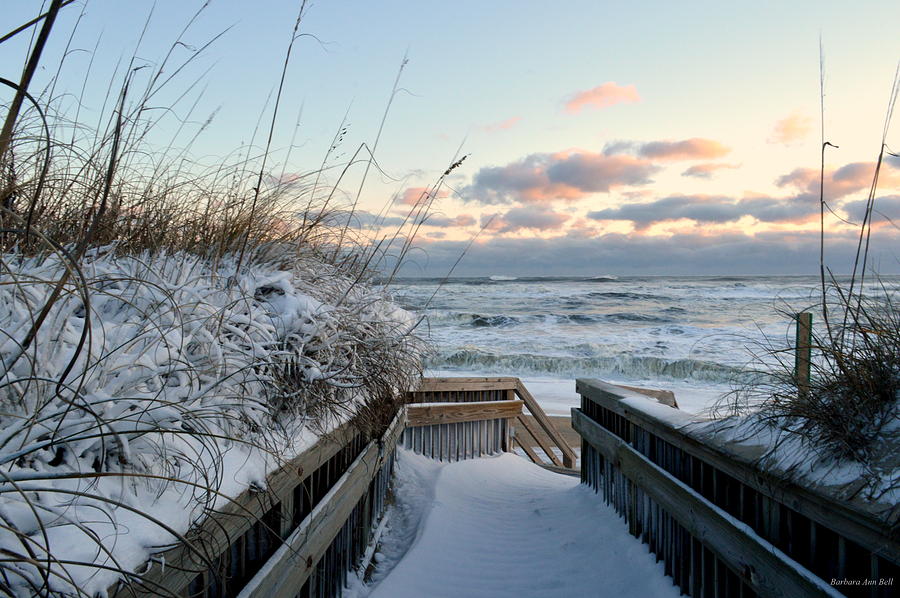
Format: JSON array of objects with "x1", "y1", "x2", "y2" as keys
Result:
[
  {"x1": 713, "y1": 65, "x2": 900, "y2": 498},
  {"x1": 0, "y1": 4, "x2": 438, "y2": 595}
]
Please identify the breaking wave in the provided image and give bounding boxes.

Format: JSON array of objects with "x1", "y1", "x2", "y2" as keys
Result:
[
  {"x1": 586, "y1": 291, "x2": 671, "y2": 301},
  {"x1": 426, "y1": 311, "x2": 618, "y2": 327},
  {"x1": 470, "y1": 314, "x2": 519, "y2": 327},
  {"x1": 604, "y1": 313, "x2": 672, "y2": 323},
  {"x1": 429, "y1": 348, "x2": 752, "y2": 384}
]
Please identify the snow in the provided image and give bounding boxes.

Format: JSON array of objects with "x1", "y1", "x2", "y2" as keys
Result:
[
  {"x1": 0, "y1": 247, "x2": 424, "y2": 595},
  {"x1": 426, "y1": 369, "x2": 727, "y2": 417},
  {"x1": 690, "y1": 414, "x2": 900, "y2": 509},
  {"x1": 348, "y1": 449, "x2": 681, "y2": 598}
]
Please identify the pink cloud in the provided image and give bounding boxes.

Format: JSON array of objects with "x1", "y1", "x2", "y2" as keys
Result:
[
  {"x1": 482, "y1": 116, "x2": 522, "y2": 133},
  {"x1": 467, "y1": 151, "x2": 658, "y2": 204},
  {"x1": 426, "y1": 213, "x2": 477, "y2": 228},
  {"x1": 777, "y1": 161, "x2": 900, "y2": 201},
  {"x1": 769, "y1": 112, "x2": 813, "y2": 145},
  {"x1": 565, "y1": 218, "x2": 601, "y2": 238},
  {"x1": 681, "y1": 162, "x2": 741, "y2": 178},
  {"x1": 481, "y1": 205, "x2": 571, "y2": 233},
  {"x1": 637, "y1": 138, "x2": 730, "y2": 161},
  {"x1": 564, "y1": 82, "x2": 640, "y2": 114},
  {"x1": 395, "y1": 186, "x2": 450, "y2": 206}
]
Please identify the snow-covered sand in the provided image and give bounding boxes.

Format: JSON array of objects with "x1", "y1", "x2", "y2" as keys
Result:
[
  {"x1": 427, "y1": 369, "x2": 725, "y2": 416},
  {"x1": 351, "y1": 449, "x2": 680, "y2": 598}
]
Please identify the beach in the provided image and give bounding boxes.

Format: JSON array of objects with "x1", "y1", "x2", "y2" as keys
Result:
[{"x1": 394, "y1": 275, "x2": 849, "y2": 415}]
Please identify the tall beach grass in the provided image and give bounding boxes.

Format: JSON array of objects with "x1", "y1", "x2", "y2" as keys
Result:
[{"x1": 0, "y1": 3, "x2": 440, "y2": 595}]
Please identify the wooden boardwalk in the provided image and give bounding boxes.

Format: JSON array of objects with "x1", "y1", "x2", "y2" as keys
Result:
[
  {"x1": 363, "y1": 450, "x2": 681, "y2": 598},
  {"x1": 112, "y1": 376, "x2": 894, "y2": 598}
]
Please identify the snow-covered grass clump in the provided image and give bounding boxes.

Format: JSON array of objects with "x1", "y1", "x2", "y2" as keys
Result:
[
  {"x1": 710, "y1": 285, "x2": 899, "y2": 507},
  {"x1": 0, "y1": 246, "x2": 424, "y2": 596}
]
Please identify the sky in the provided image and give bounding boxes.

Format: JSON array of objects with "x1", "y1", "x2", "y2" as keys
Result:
[{"x1": 3, "y1": 1, "x2": 900, "y2": 276}]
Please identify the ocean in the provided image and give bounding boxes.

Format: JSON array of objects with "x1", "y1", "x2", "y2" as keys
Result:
[{"x1": 392, "y1": 275, "x2": 836, "y2": 416}]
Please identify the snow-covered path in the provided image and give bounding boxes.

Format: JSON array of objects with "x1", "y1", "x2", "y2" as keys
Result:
[{"x1": 353, "y1": 450, "x2": 680, "y2": 598}]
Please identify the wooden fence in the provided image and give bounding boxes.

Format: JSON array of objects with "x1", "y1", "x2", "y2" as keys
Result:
[
  {"x1": 110, "y1": 412, "x2": 404, "y2": 598},
  {"x1": 108, "y1": 376, "x2": 575, "y2": 598},
  {"x1": 405, "y1": 377, "x2": 577, "y2": 469},
  {"x1": 573, "y1": 378, "x2": 900, "y2": 598}
]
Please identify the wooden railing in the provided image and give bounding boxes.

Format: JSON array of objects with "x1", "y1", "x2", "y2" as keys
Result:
[
  {"x1": 110, "y1": 413, "x2": 404, "y2": 598},
  {"x1": 405, "y1": 377, "x2": 577, "y2": 469},
  {"x1": 239, "y1": 414, "x2": 404, "y2": 597},
  {"x1": 573, "y1": 378, "x2": 900, "y2": 598},
  {"x1": 109, "y1": 377, "x2": 576, "y2": 598}
]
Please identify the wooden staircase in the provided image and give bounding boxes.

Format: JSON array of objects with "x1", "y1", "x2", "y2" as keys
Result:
[{"x1": 405, "y1": 376, "x2": 578, "y2": 471}]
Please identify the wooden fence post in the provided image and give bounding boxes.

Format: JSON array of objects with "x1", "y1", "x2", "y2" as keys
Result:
[{"x1": 794, "y1": 312, "x2": 812, "y2": 397}]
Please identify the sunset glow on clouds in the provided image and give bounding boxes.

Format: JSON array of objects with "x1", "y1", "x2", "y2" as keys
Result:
[
  {"x1": 564, "y1": 82, "x2": 641, "y2": 113},
  {"x1": 465, "y1": 150, "x2": 658, "y2": 203},
  {"x1": 481, "y1": 205, "x2": 571, "y2": 233},
  {"x1": 426, "y1": 213, "x2": 477, "y2": 227},
  {"x1": 776, "y1": 162, "x2": 900, "y2": 202},
  {"x1": 404, "y1": 150, "x2": 900, "y2": 274},
  {"x1": 395, "y1": 187, "x2": 450, "y2": 206},
  {"x1": 587, "y1": 194, "x2": 820, "y2": 229},
  {"x1": 481, "y1": 116, "x2": 522, "y2": 132},
  {"x1": 7, "y1": 1, "x2": 897, "y2": 276},
  {"x1": 634, "y1": 138, "x2": 731, "y2": 161},
  {"x1": 681, "y1": 163, "x2": 741, "y2": 178},
  {"x1": 382, "y1": 63, "x2": 900, "y2": 273},
  {"x1": 769, "y1": 112, "x2": 815, "y2": 145}
]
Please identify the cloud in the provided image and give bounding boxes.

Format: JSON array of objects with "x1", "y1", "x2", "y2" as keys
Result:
[
  {"x1": 681, "y1": 162, "x2": 741, "y2": 179},
  {"x1": 565, "y1": 218, "x2": 601, "y2": 238},
  {"x1": 395, "y1": 186, "x2": 449, "y2": 206},
  {"x1": 588, "y1": 194, "x2": 818, "y2": 227},
  {"x1": 388, "y1": 229, "x2": 900, "y2": 277},
  {"x1": 636, "y1": 138, "x2": 730, "y2": 161},
  {"x1": 604, "y1": 138, "x2": 730, "y2": 161},
  {"x1": 426, "y1": 213, "x2": 477, "y2": 228},
  {"x1": 481, "y1": 205, "x2": 571, "y2": 233},
  {"x1": 545, "y1": 152, "x2": 659, "y2": 191},
  {"x1": 769, "y1": 112, "x2": 813, "y2": 145},
  {"x1": 776, "y1": 161, "x2": 900, "y2": 202},
  {"x1": 843, "y1": 195, "x2": 900, "y2": 224},
  {"x1": 347, "y1": 210, "x2": 407, "y2": 229},
  {"x1": 602, "y1": 140, "x2": 636, "y2": 155},
  {"x1": 584, "y1": 160, "x2": 900, "y2": 229},
  {"x1": 482, "y1": 116, "x2": 522, "y2": 133},
  {"x1": 466, "y1": 150, "x2": 659, "y2": 204},
  {"x1": 564, "y1": 82, "x2": 640, "y2": 114}
]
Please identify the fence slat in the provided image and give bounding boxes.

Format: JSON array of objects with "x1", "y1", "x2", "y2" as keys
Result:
[
  {"x1": 415, "y1": 377, "x2": 520, "y2": 392},
  {"x1": 406, "y1": 399, "x2": 523, "y2": 427},
  {"x1": 514, "y1": 381, "x2": 577, "y2": 468},
  {"x1": 113, "y1": 420, "x2": 360, "y2": 597},
  {"x1": 576, "y1": 379, "x2": 899, "y2": 563},
  {"x1": 515, "y1": 413, "x2": 563, "y2": 467},
  {"x1": 572, "y1": 408, "x2": 840, "y2": 598},
  {"x1": 238, "y1": 413, "x2": 404, "y2": 598}
]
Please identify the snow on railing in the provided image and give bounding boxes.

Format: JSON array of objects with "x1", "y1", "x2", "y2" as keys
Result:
[
  {"x1": 573, "y1": 379, "x2": 899, "y2": 598},
  {"x1": 108, "y1": 413, "x2": 403, "y2": 598}
]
